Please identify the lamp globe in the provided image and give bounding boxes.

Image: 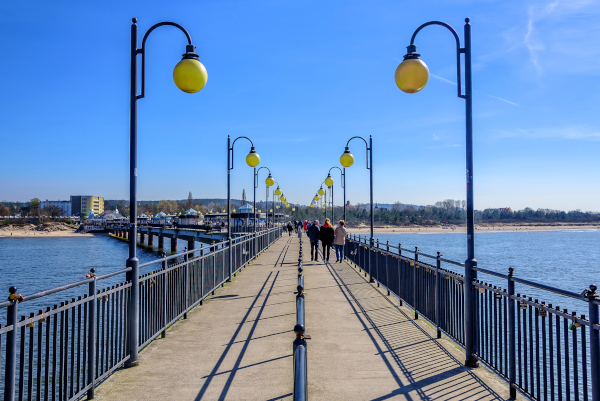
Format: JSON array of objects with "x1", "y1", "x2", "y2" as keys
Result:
[
  {"x1": 265, "y1": 174, "x2": 275, "y2": 187},
  {"x1": 275, "y1": 187, "x2": 282, "y2": 196},
  {"x1": 318, "y1": 187, "x2": 325, "y2": 196},
  {"x1": 173, "y1": 46, "x2": 207, "y2": 93},
  {"x1": 324, "y1": 174, "x2": 334, "y2": 187},
  {"x1": 340, "y1": 147, "x2": 354, "y2": 168},
  {"x1": 395, "y1": 46, "x2": 429, "y2": 94},
  {"x1": 245, "y1": 147, "x2": 260, "y2": 167}
]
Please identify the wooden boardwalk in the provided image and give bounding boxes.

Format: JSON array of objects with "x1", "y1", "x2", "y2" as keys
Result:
[{"x1": 94, "y1": 234, "x2": 517, "y2": 400}]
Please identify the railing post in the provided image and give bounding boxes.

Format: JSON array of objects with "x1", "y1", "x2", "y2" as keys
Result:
[
  {"x1": 375, "y1": 239, "x2": 380, "y2": 287},
  {"x1": 4, "y1": 287, "x2": 20, "y2": 401},
  {"x1": 386, "y1": 241, "x2": 390, "y2": 295},
  {"x1": 398, "y1": 243, "x2": 402, "y2": 306},
  {"x1": 586, "y1": 284, "x2": 599, "y2": 401},
  {"x1": 161, "y1": 253, "x2": 167, "y2": 338},
  {"x1": 184, "y1": 251, "x2": 189, "y2": 319},
  {"x1": 435, "y1": 252, "x2": 442, "y2": 338},
  {"x1": 414, "y1": 247, "x2": 419, "y2": 320},
  {"x1": 87, "y1": 270, "x2": 96, "y2": 400},
  {"x1": 508, "y1": 267, "x2": 516, "y2": 399}
]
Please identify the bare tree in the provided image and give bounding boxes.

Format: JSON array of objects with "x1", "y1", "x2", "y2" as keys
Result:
[{"x1": 187, "y1": 192, "x2": 193, "y2": 209}]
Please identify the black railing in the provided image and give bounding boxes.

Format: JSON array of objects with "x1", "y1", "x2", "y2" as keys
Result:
[
  {"x1": 293, "y1": 235, "x2": 307, "y2": 401},
  {"x1": 0, "y1": 227, "x2": 283, "y2": 400},
  {"x1": 345, "y1": 234, "x2": 600, "y2": 401}
]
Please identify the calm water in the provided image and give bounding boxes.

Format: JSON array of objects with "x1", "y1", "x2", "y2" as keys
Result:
[
  {"x1": 351, "y1": 229, "x2": 600, "y2": 314},
  {"x1": 1, "y1": 230, "x2": 598, "y2": 318},
  {"x1": 0, "y1": 234, "x2": 205, "y2": 319}
]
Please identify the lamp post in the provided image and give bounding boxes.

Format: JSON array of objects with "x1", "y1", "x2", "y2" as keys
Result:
[
  {"x1": 227, "y1": 136, "x2": 260, "y2": 282},
  {"x1": 255, "y1": 167, "x2": 274, "y2": 232},
  {"x1": 274, "y1": 184, "x2": 282, "y2": 226},
  {"x1": 127, "y1": 18, "x2": 206, "y2": 368},
  {"x1": 325, "y1": 166, "x2": 345, "y2": 223},
  {"x1": 395, "y1": 18, "x2": 478, "y2": 368},
  {"x1": 340, "y1": 135, "x2": 374, "y2": 282}
]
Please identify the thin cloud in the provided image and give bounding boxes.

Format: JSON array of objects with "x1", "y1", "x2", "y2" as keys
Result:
[
  {"x1": 432, "y1": 134, "x2": 440, "y2": 141},
  {"x1": 487, "y1": 94, "x2": 521, "y2": 107},
  {"x1": 431, "y1": 74, "x2": 519, "y2": 107},
  {"x1": 496, "y1": 126, "x2": 600, "y2": 140}
]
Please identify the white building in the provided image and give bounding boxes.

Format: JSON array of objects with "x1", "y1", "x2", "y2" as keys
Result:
[{"x1": 40, "y1": 200, "x2": 72, "y2": 216}]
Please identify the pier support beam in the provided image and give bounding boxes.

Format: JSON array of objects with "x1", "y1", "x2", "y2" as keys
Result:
[
  {"x1": 140, "y1": 233, "x2": 145, "y2": 245},
  {"x1": 170, "y1": 238, "x2": 177, "y2": 254},
  {"x1": 158, "y1": 236, "x2": 164, "y2": 251},
  {"x1": 148, "y1": 235, "x2": 153, "y2": 247},
  {"x1": 187, "y1": 240, "x2": 195, "y2": 251},
  {"x1": 124, "y1": 230, "x2": 128, "y2": 240}
]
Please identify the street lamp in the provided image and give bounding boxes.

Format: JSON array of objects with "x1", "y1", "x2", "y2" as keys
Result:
[
  {"x1": 396, "y1": 18, "x2": 478, "y2": 369},
  {"x1": 227, "y1": 135, "x2": 260, "y2": 282},
  {"x1": 340, "y1": 135, "x2": 374, "y2": 282},
  {"x1": 325, "y1": 166, "x2": 345, "y2": 222},
  {"x1": 127, "y1": 18, "x2": 206, "y2": 368},
  {"x1": 255, "y1": 167, "x2": 273, "y2": 232}
]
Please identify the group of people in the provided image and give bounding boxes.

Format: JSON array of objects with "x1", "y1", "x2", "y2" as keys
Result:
[{"x1": 288, "y1": 218, "x2": 347, "y2": 262}]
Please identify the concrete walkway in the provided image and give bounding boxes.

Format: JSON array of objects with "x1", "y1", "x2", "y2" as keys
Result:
[{"x1": 94, "y1": 233, "x2": 517, "y2": 400}]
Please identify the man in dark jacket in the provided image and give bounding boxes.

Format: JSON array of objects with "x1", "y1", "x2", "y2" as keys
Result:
[{"x1": 307, "y1": 220, "x2": 320, "y2": 261}]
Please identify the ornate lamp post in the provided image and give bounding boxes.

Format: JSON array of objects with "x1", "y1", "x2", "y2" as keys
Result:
[
  {"x1": 340, "y1": 135, "x2": 374, "y2": 282},
  {"x1": 255, "y1": 167, "x2": 274, "y2": 232},
  {"x1": 395, "y1": 18, "x2": 478, "y2": 368},
  {"x1": 325, "y1": 166, "x2": 345, "y2": 222},
  {"x1": 127, "y1": 18, "x2": 206, "y2": 368},
  {"x1": 227, "y1": 136, "x2": 260, "y2": 282}
]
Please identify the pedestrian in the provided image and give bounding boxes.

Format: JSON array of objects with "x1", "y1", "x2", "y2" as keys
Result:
[
  {"x1": 307, "y1": 220, "x2": 320, "y2": 261},
  {"x1": 287, "y1": 221, "x2": 293, "y2": 236},
  {"x1": 303, "y1": 220, "x2": 308, "y2": 234},
  {"x1": 333, "y1": 220, "x2": 347, "y2": 262},
  {"x1": 319, "y1": 218, "x2": 335, "y2": 262}
]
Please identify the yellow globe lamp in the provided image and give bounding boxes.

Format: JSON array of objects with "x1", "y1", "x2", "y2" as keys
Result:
[
  {"x1": 313, "y1": 195, "x2": 319, "y2": 201},
  {"x1": 292, "y1": 208, "x2": 295, "y2": 211},
  {"x1": 309, "y1": 204, "x2": 313, "y2": 208},
  {"x1": 324, "y1": 174, "x2": 334, "y2": 187},
  {"x1": 222, "y1": 210, "x2": 226, "y2": 213},
  {"x1": 340, "y1": 147, "x2": 354, "y2": 168},
  {"x1": 270, "y1": 209, "x2": 273, "y2": 213},
  {"x1": 286, "y1": 204, "x2": 289, "y2": 208},
  {"x1": 233, "y1": 209, "x2": 236, "y2": 213},
  {"x1": 395, "y1": 46, "x2": 429, "y2": 94},
  {"x1": 265, "y1": 174, "x2": 275, "y2": 187},
  {"x1": 280, "y1": 195, "x2": 286, "y2": 202},
  {"x1": 276, "y1": 205, "x2": 280, "y2": 209},
  {"x1": 275, "y1": 187, "x2": 282, "y2": 196},
  {"x1": 318, "y1": 187, "x2": 325, "y2": 196},
  {"x1": 322, "y1": 205, "x2": 325, "y2": 209},
  {"x1": 258, "y1": 210, "x2": 261, "y2": 213},
  {"x1": 245, "y1": 147, "x2": 260, "y2": 167},
  {"x1": 173, "y1": 46, "x2": 208, "y2": 93}
]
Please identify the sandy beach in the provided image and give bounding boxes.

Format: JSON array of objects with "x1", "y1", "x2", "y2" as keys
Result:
[
  {"x1": 346, "y1": 223, "x2": 600, "y2": 235},
  {"x1": 0, "y1": 223, "x2": 93, "y2": 237}
]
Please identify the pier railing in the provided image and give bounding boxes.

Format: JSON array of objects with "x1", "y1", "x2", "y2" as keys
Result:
[
  {"x1": 0, "y1": 226, "x2": 283, "y2": 400},
  {"x1": 345, "y1": 234, "x2": 600, "y2": 401},
  {"x1": 293, "y1": 235, "x2": 307, "y2": 401}
]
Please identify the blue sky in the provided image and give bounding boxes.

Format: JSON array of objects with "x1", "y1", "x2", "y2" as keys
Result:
[{"x1": 1, "y1": 0, "x2": 599, "y2": 211}]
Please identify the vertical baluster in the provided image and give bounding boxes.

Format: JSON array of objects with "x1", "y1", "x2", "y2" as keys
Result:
[
  {"x1": 87, "y1": 271, "x2": 96, "y2": 400},
  {"x1": 398, "y1": 244, "x2": 402, "y2": 306},
  {"x1": 70, "y1": 299, "x2": 75, "y2": 399},
  {"x1": 494, "y1": 286, "x2": 498, "y2": 369},
  {"x1": 556, "y1": 306, "x2": 563, "y2": 401},
  {"x1": 435, "y1": 252, "x2": 441, "y2": 338},
  {"x1": 59, "y1": 302, "x2": 66, "y2": 401},
  {"x1": 76, "y1": 298, "x2": 82, "y2": 394},
  {"x1": 414, "y1": 248, "x2": 419, "y2": 320},
  {"x1": 528, "y1": 299, "x2": 534, "y2": 398},
  {"x1": 110, "y1": 288, "x2": 115, "y2": 369},
  {"x1": 572, "y1": 311, "x2": 579, "y2": 401},
  {"x1": 580, "y1": 314, "x2": 587, "y2": 401},
  {"x1": 44, "y1": 306, "x2": 51, "y2": 401},
  {"x1": 36, "y1": 310, "x2": 43, "y2": 401},
  {"x1": 564, "y1": 309, "x2": 571, "y2": 401},
  {"x1": 51, "y1": 305, "x2": 58, "y2": 401},
  {"x1": 25, "y1": 313, "x2": 34, "y2": 401},
  {"x1": 508, "y1": 269, "x2": 516, "y2": 399},
  {"x1": 535, "y1": 300, "x2": 541, "y2": 400},
  {"x1": 541, "y1": 302, "x2": 548, "y2": 401},
  {"x1": 521, "y1": 296, "x2": 527, "y2": 394},
  {"x1": 18, "y1": 315, "x2": 25, "y2": 401}
]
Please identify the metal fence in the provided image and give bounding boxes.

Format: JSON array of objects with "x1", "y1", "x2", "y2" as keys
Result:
[
  {"x1": 344, "y1": 234, "x2": 600, "y2": 401},
  {"x1": 0, "y1": 227, "x2": 283, "y2": 400}
]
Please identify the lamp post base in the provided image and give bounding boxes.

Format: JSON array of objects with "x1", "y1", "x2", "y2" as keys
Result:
[
  {"x1": 464, "y1": 357, "x2": 479, "y2": 368},
  {"x1": 124, "y1": 360, "x2": 140, "y2": 368},
  {"x1": 369, "y1": 277, "x2": 375, "y2": 283}
]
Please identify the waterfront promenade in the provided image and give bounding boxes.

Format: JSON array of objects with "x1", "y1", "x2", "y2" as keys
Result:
[{"x1": 93, "y1": 235, "x2": 514, "y2": 400}]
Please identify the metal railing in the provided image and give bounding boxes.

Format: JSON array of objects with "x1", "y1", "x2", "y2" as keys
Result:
[
  {"x1": 0, "y1": 226, "x2": 283, "y2": 400},
  {"x1": 293, "y1": 234, "x2": 307, "y2": 401},
  {"x1": 345, "y1": 234, "x2": 600, "y2": 401}
]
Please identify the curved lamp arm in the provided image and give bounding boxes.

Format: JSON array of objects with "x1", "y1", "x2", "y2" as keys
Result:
[
  {"x1": 328, "y1": 166, "x2": 344, "y2": 189},
  {"x1": 254, "y1": 166, "x2": 271, "y2": 189},
  {"x1": 228, "y1": 136, "x2": 255, "y2": 170},
  {"x1": 137, "y1": 20, "x2": 195, "y2": 100},
  {"x1": 408, "y1": 20, "x2": 465, "y2": 99},
  {"x1": 346, "y1": 136, "x2": 370, "y2": 170}
]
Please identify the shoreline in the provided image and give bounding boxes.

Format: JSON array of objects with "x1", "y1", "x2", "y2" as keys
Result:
[
  {"x1": 346, "y1": 224, "x2": 600, "y2": 235},
  {"x1": 0, "y1": 223, "x2": 93, "y2": 237},
  {"x1": 0, "y1": 232, "x2": 93, "y2": 238}
]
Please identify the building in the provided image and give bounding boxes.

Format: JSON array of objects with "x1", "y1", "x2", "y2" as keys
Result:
[
  {"x1": 498, "y1": 207, "x2": 513, "y2": 213},
  {"x1": 71, "y1": 196, "x2": 104, "y2": 217},
  {"x1": 40, "y1": 200, "x2": 72, "y2": 216}
]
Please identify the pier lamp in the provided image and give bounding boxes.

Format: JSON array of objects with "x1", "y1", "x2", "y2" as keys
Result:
[
  {"x1": 318, "y1": 187, "x2": 325, "y2": 196},
  {"x1": 255, "y1": 167, "x2": 273, "y2": 233},
  {"x1": 227, "y1": 135, "x2": 260, "y2": 282},
  {"x1": 275, "y1": 186, "x2": 282, "y2": 196},
  {"x1": 397, "y1": 18, "x2": 478, "y2": 369},
  {"x1": 313, "y1": 195, "x2": 320, "y2": 201},
  {"x1": 325, "y1": 167, "x2": 345, "y2": 222},
  {"x1": 126, "y1": 18, "x2": 206, "y2": 369},
  {"x1": 340, "y1": 135, "x2": 373, "y2": 281},
  {"x1": 280, "y1": 195, "x2": 286, "y2": 202}
]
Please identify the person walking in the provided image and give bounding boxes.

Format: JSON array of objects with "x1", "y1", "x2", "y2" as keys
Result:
[
  {"x1": 303, "y1": 220, "x2": 309, "y2": 235},
  {"x1": 319, "y1": 218, "x2": 335, "y2": 262},
  {"x1": 307, "y1": 220, "x2": 320, "y2": 261},
  {"x1": 287, "y1": 221, "x2": 293, "y2": 236},
  {"x1": 333, "y1": 220, "x2": 347, "y2": 262}
]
